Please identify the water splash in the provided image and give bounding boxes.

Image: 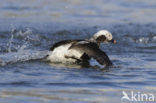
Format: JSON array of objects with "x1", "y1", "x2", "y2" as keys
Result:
[
  {"x1": 7, "y1": 26, "x2": 15, "y2": 53},
  {"x1": 0, "y1": 28, "x2": 50, "y2": 66},
  {"x1": 152, "y1": 36, "x2": 156, "y2": 42},
  {"x1": 0, "y1": 50, "x2": 50, "y2": 66},
  {"x1": 136, "y1": 37, "x2": 149, "y2": 44}
]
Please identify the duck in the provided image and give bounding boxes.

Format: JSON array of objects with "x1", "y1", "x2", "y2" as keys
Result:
[{"x1": 46, "y1": 30, "x2": 116, "y2": 66}]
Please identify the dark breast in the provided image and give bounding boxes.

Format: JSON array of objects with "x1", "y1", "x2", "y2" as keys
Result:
[{"x1": 80, "y1": 53, "x2": 90, "y2": 63}]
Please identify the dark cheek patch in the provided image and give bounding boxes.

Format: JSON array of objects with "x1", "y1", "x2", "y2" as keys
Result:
[{"x1": 96, "y1": 35, "x2": 106, "y2": 42}]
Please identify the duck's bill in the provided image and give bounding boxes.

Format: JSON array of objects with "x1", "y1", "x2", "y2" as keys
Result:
[{"x1": 110, "y1": 39, "x2": 117, "y2": 44}]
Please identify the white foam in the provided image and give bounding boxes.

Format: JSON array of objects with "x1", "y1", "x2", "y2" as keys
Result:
[{"x1": 0, "y1": 50, "x2": 50, "y2": 66}]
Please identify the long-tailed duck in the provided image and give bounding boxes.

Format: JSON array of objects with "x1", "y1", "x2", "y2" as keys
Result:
[{"x1": 47, "y1": 30, "x2": 116, "y2": 66}]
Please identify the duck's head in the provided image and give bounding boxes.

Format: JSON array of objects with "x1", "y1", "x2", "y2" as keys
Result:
[{"x1": 90, "y1": 30, "x2": 116, "y2": 45}]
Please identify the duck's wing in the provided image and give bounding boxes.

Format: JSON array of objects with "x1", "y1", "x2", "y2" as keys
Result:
[{"x1": 69, "y1": 42, "x2": 112, "y2": 66}]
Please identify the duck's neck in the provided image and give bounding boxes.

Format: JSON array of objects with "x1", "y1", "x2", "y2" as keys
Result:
[
  {"x1": 88, "y1": 38, "x2": 101, "y2": 47},
  {"x1": 89, "y1": 37, "x2": 96, "y2": 42}
]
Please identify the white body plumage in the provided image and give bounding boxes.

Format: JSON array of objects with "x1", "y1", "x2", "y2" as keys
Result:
[{"x1": 47, "y1": 44, "x2": 83, "y2": 63}]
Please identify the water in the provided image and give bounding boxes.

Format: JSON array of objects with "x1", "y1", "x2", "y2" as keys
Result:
[{"x1": 0, "y1": 0, "x2": 156, "y2": 103}]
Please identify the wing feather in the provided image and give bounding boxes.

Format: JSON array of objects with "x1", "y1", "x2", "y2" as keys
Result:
[{"x1": 69, "y1": 42, "x2": 112, "y2": 66}]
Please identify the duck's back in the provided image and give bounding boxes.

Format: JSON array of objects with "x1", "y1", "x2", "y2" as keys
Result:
[{"x1": 47, "y1": 40, "x2": 84, "y2": 63}]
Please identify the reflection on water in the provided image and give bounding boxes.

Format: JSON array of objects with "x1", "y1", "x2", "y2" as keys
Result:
[{"x1": 0, "y1": 0, "x2": 156, "y2": 103}]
